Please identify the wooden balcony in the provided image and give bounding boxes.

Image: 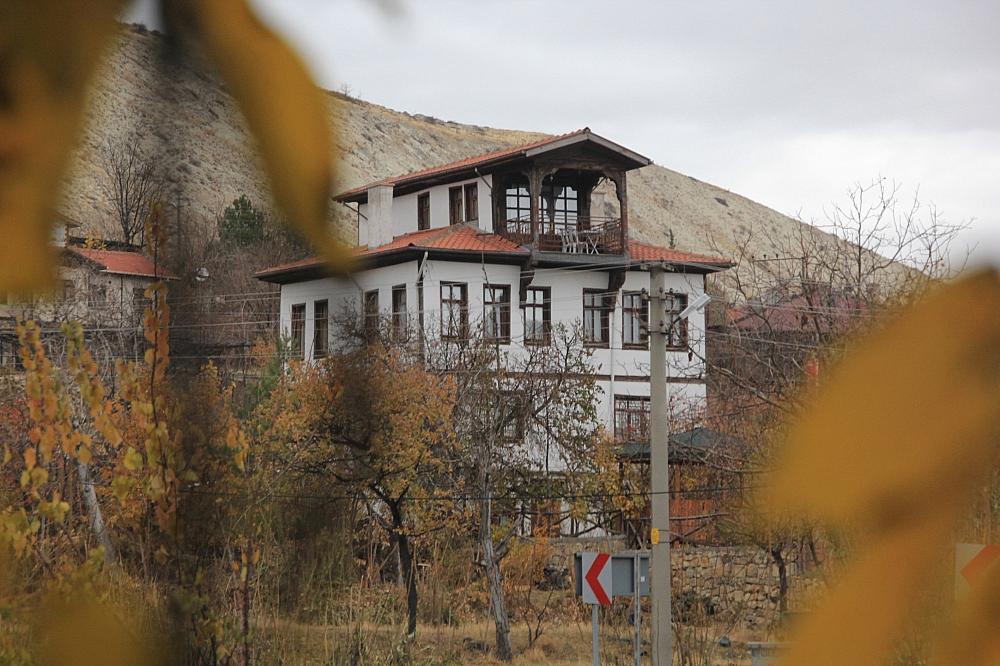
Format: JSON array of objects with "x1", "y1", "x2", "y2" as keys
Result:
[{"x1": 499, "y1": 215, "x2": 625, "y2": 255}]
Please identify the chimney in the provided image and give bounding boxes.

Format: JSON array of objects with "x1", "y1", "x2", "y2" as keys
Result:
[
  {"x1": 591, "y1": 190, "x2": 607, "y2": 219},
  {"x1": 367, "y1": 184, "x2": 394, "y2": 248}
]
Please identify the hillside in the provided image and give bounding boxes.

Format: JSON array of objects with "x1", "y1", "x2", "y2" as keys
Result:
[{"x1": 61, "y1": 24, "x2": 835, "y2": 275}]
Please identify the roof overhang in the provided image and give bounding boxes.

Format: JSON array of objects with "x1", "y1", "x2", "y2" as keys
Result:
[
  {"x1": 335, "y1": 129, "x2": 653, "y2": 204},
  {"x1": 256, "y1": 246, "x2": 529, "y2": 284}
]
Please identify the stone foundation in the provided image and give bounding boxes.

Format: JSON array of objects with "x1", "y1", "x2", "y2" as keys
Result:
[
  {"x1": 672, "y1": 544, "x2": 820, "y2": 627},
  {"x1": 554, "y1": 538, "x2": 823, "y2": 627}
]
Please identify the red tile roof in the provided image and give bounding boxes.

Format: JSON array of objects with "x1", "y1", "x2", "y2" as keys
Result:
[
  {"x1": 727, "y1": 293, "x2": 866, "y2": 333},
  {"x1": 255, "y1": 225, "x2": 528, "y2": 279},
  {"x1": 256, "y1": 229, "x2": 732, "y2": 281},
  {"x1": 69, "y1": 247, "x2": 177, "y2": 280},
  {"x1": 336, "y1": 128, "x2": 639, "y2": 201},
  {"x1": 359, "y1": 224, "x2": 528, "y2": 255},
  {"x1": 627, "y1": 241, "x2": 734, "y2": 268}
]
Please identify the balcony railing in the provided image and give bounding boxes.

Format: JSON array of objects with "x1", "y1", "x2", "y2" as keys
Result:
[{"x1": 499, "y1": 215, "x2": 624, "y2": 255}]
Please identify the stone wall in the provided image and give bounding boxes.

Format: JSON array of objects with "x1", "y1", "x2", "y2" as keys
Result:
[
  {"x1": 672, "y1": 544, "x2": 820, "y2": 627},
  {"x1": 554, "y1": 538, "x2": 823, "y2": 628}
]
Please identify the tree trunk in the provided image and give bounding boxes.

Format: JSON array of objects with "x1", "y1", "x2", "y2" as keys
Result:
[
  {"x1": 770, "y1": 546, "x2": 788, "y2": 614},
  {"x1": 77, "y1": 460, "x2": 116, "y2": 565},
  {"x1": 388, "y1": 499, "x2": 419, "y2": 639},
  {"x1": 480, "y1": 490, "x2": 513, "y2": 661}
]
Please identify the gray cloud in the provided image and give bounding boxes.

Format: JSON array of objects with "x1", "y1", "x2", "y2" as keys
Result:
[{"x1": 127, "y1": 0, "x2": 1000, "y2": 262}]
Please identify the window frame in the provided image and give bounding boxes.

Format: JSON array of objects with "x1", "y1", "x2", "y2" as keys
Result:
[
  {"x1": 440, "y1": 282, "x2": 469, "y2": 341},
  {"x1": 448, "y1": 186, "x2": 463, "y2": 225},
  {"x1": 290, "y1": 303, "x2": 306, "y2": 359},
  {"x1": 522, "y1": 286, "x2": 551, "y2": 346},
  {"x1": 582, "y1": 288, "x2": 612, "y2": 348},
  {"x1": 504, "y1": 177, "x2": 531, "y2": 222},
  {"x1": 363, "y1": 290, "x2": 380, "y2": 339},
  {"x1": 464, "y1": 182, "x2": 478, "y2": 222},
  {"x1": 483, "y1": 283, "x2": 511, "y2": 344},
  {"x1": 614, "y1": 395, "x2": 651, "y2": 444},
  {"x1": 417, "y1": 192, "x2": 431, "y2": 231},
  {"x1": 665, "y1": 291, "x2": 689, "y2": 350},
  {"x1": 391, "y1": 284, "x2": 408, "y2": 341},
  {"x1": 499, "y1": 391, "x2": 525, "y2": 443},
  {"x1": 622, "y1": 290, "x2": 649, "y2": 349},
  {"x1": 313, "y1": 299, "x2": 329, "y2": 358},
  {"x1": 89, "y1": 282, "x2": 107, "y2": 306}
]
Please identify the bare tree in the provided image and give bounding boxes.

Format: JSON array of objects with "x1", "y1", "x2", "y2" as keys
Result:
[
  {"x1": 99, "y1": 135, "x2": 165, "y2": 246},
  {"x1": 700, "y1": 179, "x2": 969, "y2": 612},
  {"x1": 422, "y1": 321, "x2": 603, "y2": 662}
]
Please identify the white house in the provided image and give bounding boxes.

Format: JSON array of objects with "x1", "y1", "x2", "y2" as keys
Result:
[
  {"x1": 0, "y1": 219, "x2": 176, "y2": 367},
  {"x1": 257, "y1": 130, "x2": 732, "y2": 482}
]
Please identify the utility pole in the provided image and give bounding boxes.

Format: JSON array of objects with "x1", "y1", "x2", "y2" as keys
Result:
[{"x1": 648, "y1": 263, "x2": 672, "y2": 665}]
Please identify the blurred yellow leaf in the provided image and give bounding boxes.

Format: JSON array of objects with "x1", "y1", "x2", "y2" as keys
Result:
[
  {"x1": 0, "y1": 1, "x2": 125, "y2": 292},
  {"x1": 936, "y1": 554, "x2": 1000, "y2": 664},
  {"x1": 169, "y1": 0, "x2": 351, "y2": 270},
  {"x1": 766, "y1": 270, "x2": 1000, "y2": 527},
  {"x1": 766, "y1": 270, "x2": 1000, "y2": 666},
  {"x1": 40, "y1": 597, "x2": 158, "y2": 666}
]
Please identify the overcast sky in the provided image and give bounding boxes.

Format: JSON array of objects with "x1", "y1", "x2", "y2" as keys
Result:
[{"x1": 129, "y1": 0, "x2": 999, "y2": 265}]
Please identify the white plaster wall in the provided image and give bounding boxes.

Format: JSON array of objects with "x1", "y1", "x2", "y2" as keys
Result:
[
  {"x1": 0, "y1": 267, "x2": 155, "y2": 326},
  {"x1": 279, "y1": 259, "x2": 711, "y2": 443},
  {"x1": 356, "y1": 175, "x2": 495, "y2": 246},
  {"x1": 279, "y1": 261, "x2": 419, "y2": 360}
]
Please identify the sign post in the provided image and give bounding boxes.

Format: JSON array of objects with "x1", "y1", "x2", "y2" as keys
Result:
[
  {"x1": 633, "y1": 551, "x2": 641, "y2": 666},
  {"x1": 575, "y1": 551, "x2": 650, "y2": 666},
  {"x1": 592, "y1": 605, "x2": 600, "y2": 666},
  {"x1": 581, "y1": 551, "x2": 611, "y2": 666}
]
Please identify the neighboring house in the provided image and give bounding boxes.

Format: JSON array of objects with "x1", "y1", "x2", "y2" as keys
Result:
[
  {"x1": 707, "y1": 283, "x2": 868, "y2": 398},
  {"x1": 0, "y1": 226, "x2": 176, "y2": 368},
  {"x1": 257, "y1": 129, "x2": 732, "y2": 533}
]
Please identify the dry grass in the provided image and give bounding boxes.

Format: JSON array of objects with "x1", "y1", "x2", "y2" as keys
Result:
[{"x1": 255, "y1": 617, "x2": 757, "y2": 665}]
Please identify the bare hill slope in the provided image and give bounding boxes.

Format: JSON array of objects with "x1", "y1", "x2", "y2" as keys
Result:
[{"x1": 62, "y1": 25, "x2": 833, "y2": 270}]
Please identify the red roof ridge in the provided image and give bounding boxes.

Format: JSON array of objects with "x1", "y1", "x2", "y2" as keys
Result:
[
  {"x1": 255, "y1": 225, "x2": 529, "y2": 279},
  {"x1": 69, "y1": 247, "x2": 178, "y2": 280},
  {"x1": 626, "y1": 241, "x2": 733, "y2": 267},
  {"x1": 335, "y1": 128, "x2": 591, "y2": 200}
]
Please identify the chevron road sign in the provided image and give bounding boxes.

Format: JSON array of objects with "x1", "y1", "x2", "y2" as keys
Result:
[
  {"x1": 955, "y1": 542, "x2": 1000, "y2": 600},
  {"x1": 575, "y1": 552, "x2": 650, "y2": 666},
  {"x1": 581, "y1": 552, "x2": 612, "y2": 605},
  {"x1": 574, "y1": 551, "x2": 650, "y2": 601}
]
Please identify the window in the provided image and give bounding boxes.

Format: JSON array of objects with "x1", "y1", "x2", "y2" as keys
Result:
[
  {"x1": 89, "y1": 283, "x2": 107, "y2": 306},
  {"x1": 61, "y1": 280, "x2": 75, "y2": 301},
  {"x1": 363, "y1": 290, "x2": 379, "y2": 339},
  {"x1": 665, "y1": 292, "x2": 689, "y2": 349},
  {"x1": 483, "y1": 284, "x2": 511, "y2": 343},
  {"x1": 449, "y1": 186, "x2": 463, "y2": 225},
  {"x1": 615, "y1": 395, "x2": 650, "y2": 443},
  {"x1": 522, "y1": 287, "x2": 551, "y2": 345},
  {"x1": 417, "y1": 192, "x2": 430, "y2": 230},
  {"x1": 504, "y1": 176, "x2": 531, "y2": 221},
  {"x1": 540, "y1": 181, "x2": 578, "y2": 230},
  {"x1": 290, "y1": 303, "x2": 306, "y2": 359},
  {"x1": 391, "y1": 285, "x2": 408, "y2": 340},
  {"x1": 132, "y1": 287, "x2": 149, "y2": 325},
  {"x1": 499, "y1": 392, "x2": 525, "y2": 443},
  {"x1": 313, "y1": 299, "x2": 329, "y2": 358},
  {"x1": 622, "y1": 291, "x2": 648, "y2": 349},
  {"x1": 464, "y1": 183, "x2": 478, "y2": 222},
  {"x1": 440, "y1": 282, "x2": 468, "y2": 340},
  {"x1": 582, "y1": 289, "x2": 611, "y2": 347}
]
